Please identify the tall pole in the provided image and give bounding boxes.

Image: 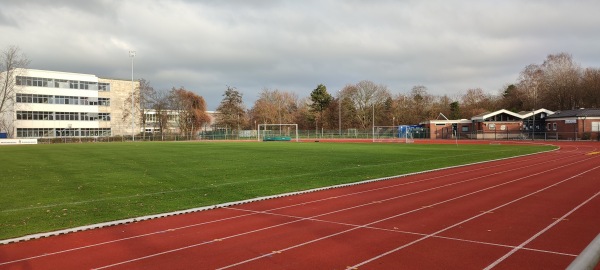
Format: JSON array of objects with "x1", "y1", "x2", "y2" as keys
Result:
[
  {"x1": 372, "y1": 103, "x2": 375, "y2": 140},
  {"x1": 129, "y1": 50, "x2": 136, "y2": 141},
  {"x1": 532, "y1": 108, "x2": 535, "y2": 141},
  {"x1": 338, "y1": 90, "x2": 341, "y2": 137}
]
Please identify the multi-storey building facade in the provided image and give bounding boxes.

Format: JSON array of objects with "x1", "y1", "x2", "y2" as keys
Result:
[{"x1": 2, "y1": 69, "x2": 140, "y2": 138}]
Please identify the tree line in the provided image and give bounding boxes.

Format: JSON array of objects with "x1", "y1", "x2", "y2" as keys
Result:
[
  {"x1": 2, "y1": 45, "x2": 599, "y2": 136},
  {"x1": 211, "y1": 52, "x2": 600, "y2": 133}
]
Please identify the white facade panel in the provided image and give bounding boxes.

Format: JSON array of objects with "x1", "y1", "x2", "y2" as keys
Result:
[
  {"x1": 23, "y1": 69, "x2": 98, "y2": 83},
  {"x1": 15, "y1": 104, "x2": 99, "y2": 113},
  {"x1": 21, "y1": 87, "x2": 100, "y2": 98},
  {"x1": 15, "y1": 121, "x2": 100, "y2": 129}
]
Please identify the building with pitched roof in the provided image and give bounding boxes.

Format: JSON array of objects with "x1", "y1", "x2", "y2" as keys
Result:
[{"x1": 421, "y1": 108, "x2": 555, "y2": 139}]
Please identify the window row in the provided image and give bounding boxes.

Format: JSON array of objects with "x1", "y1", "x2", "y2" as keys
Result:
[
  {"x1": 17, "y1": 128, "x2": 112, "y2": 138},
  {"x1": 145, "y1": 113, "x2": 178, "y2": 122},
  {"x1": 546, "y1": 123, "x2": 558, "y2": 131},
  {"x1": 16, "y1": 76, "x2": 110, "y2": 91},
  {"x1": 16, "y1": 111, "x2": 111, "y2": 121},
  {"x1": 16, "y1": 94, "x2": 110, "y2": 106}
]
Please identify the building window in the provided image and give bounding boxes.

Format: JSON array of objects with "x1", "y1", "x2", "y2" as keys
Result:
[
  {"x1": 553, "y1": 123, "x2": 557, "y2": 131},
  {"x1": 99, "y1": 98, "x2": 110, "y2": 106},
  {"x1": 99, "y1": 113, "x2": 111, "y2": 121},
  {"x1": 16, "y1": 76, "x2": 104, "y2": 91},
  {"x1": 17, "y1": 128, "x2": 53, "y2": 138},
  {"x1": 592, "y1": 122, "x2": 600, "y2": 132},
  {"x1": 461, "y1": 126, "x2": 469, "y2": 132},
  {"x1": 55, "y1": 112, "x2": 79, "y2": 121},
  {"x1": 80, "y1": 128, "x2": 111, "y2": 137},
  {"x1": 69, "y1": 80, "x2": 79, "y2": 89},
  {"x1": 488, "y1": 123, "x2": 496, "y2": 130},
  {"x1": 98, "y1": 83, "x2": 110, "y2": 91}
]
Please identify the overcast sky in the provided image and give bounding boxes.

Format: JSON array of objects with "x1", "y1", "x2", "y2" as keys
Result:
[{"x1": 2, "y1": 0, "x2": 599, "y2": 110}]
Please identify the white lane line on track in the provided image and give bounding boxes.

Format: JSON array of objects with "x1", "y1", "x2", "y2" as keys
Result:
[
  {"x1": 216, "y1": 159, "x2": 600, "y2": 269},
  {"x1": 33, "y1": 150, "x2": 594, "y2": 269},
  {"x1": 1, "y1": 145, "x2": 565, "y2": 247},
  {"x1": 228, "y1": 207, "x2": 579, "y2": 258},
  {"x1": 0, "y1": 212, "x2": 258, "y2": 266},
  {"x1": 1, "y1": 145, "x2": 570, "y2": 244},
  {"x1": 1, "y1": 149, "x2": 574, "y2": 266},
  {"x1": 347, "y1": 165, "x2": 600, "y2": 269},
  {"x1": 3, "y1": 145, "x2": 589, "y2": 270},
  {"x1": 90, "y1": 154, "x2": 589, "y2": 270},
  {"x1": 483, "y1": 190, "x2": 600, "y2": 270}
]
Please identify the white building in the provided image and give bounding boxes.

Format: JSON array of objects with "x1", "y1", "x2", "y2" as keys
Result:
[
  {"x1": 142, "y1": 110, "x2": 218, "y2": 134},
  {"x1": 2, "y1": 69, "x2": 140, "y2": 138}
]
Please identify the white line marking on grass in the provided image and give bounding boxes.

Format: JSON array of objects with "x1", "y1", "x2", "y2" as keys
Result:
[
  {"x1": 2, "y1": 145, "x2": 560, "y2": 213},
  {"x1": 483, "y1": 190, "x2": 600, "y2": 270},
  {"x1": 1, "y1": 145, "x2": 564, "y2": 246},
  {"x1": 1, "y1": 148, "x2": 572, "y2": 269},
  {"x1": 6, "y1": 148, "x2": 590, "y2": 270},
  {"x1": 3, "y1": 147, "x2": 585, "y2": 270},
  {"x1": 5, "y1": 146, "x2": 588, "y2": 268}
]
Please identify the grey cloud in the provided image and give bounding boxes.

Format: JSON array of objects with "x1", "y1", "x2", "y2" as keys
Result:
[{"x1": 2, "y1": 0, "x2": 600, "y2": 109}]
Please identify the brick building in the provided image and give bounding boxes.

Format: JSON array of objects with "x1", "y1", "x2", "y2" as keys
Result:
[{"x1": 545, "y1": 108, "x2": 600, "y2": 140}]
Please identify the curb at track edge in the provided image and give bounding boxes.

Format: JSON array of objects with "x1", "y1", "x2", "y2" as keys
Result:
[{"x1": 1, "y1": 145, "x2": 560, "y2": 245}]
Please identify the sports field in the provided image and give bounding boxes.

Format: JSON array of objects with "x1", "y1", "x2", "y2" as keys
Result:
[{"x1": 0, "y1": 141, "x2": 555, "y2": 240}]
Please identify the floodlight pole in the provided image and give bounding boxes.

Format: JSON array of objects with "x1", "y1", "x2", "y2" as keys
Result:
[
  {"x1": 129, "y1": 50, "x2": 136, "y2": 141},
  {"x1": 338, "y1": 90, "x2": 342, "y2": 137},
  {"x1": 393, "y1": 116, "x2": 395, "y2": 138},
  {"x1": 372, "y1": 103, "x2": 375, "y2": 141},
  {"x1": 531, "y1": 108, "x2": 535, "y2": 141}
]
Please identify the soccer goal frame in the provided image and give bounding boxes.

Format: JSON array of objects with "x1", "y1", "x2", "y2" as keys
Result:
[
  {"x1": 257, "y1": 124, "x2": 299, "y2": 142},
  {"x1": 373, "y1": 125, "x2": 414, "y2": 143},
  {"x1": 373, "y1": 126, "x2": 401, "y2": 143}
]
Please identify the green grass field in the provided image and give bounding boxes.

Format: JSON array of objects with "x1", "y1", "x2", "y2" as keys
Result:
[{"x1": 0, "y1": 141, "x2": 555, "y2": 240}]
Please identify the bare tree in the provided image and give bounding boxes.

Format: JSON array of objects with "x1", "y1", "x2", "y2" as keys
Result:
[
  {"x1": 407, "y1": 85, "x2": 434, "y2": 123},
  {"x1": 581, "y1": 68, "x2": 600, "y2": 108},
  {"x1": 344, "y1": 80, "x2": 390, "y2": 129},
  {"x1": 150, "y1": 89, "x2": 172, "y2": 135},
  {"x1": 539, "y1": 53, "x2": 582, "y2": 110},
  {"x1": 461, "y1": 88, "x2": 497, "y2": 118},
  {"x1": 516, "y1": 64, "x2": 543, "y2": 110},
  {"x1": 120, "y1": 78, "x2": 155, "y2": 138},
  {"x1": 0, "y1": 46, "x2": 30, "y2": 137}
]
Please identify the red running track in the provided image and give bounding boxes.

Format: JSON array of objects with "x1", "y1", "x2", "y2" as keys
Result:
[{"x1": 1, "y1": 141, "x2": 599, "y2": 269}]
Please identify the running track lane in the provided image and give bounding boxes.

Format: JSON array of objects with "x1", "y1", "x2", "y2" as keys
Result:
[{"x1": 0, "y1": 142, "x2": 599, "y2": 269}]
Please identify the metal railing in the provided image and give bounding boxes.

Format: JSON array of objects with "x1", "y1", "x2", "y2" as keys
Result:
[{"x1": 567, "y1": 233, "x2": 600, "y2": 270}]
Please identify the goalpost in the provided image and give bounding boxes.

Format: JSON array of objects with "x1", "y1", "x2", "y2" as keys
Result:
[
  {"x1": 373, "y1": 125, "x2": 414, "y2": 143},
  {"x1": 257, "y1": 124, "x2": 299, "y2": 142},
  {"x1": 373, "y1": 126, "x2": 400, "y2": 142}
]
